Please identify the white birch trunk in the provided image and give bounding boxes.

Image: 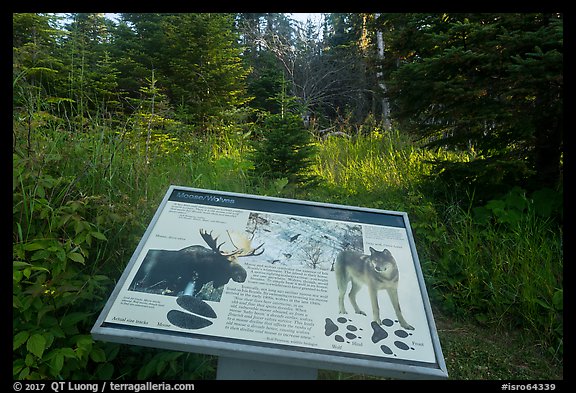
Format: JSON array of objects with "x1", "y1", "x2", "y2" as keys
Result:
[{"x1": 375, "y1": 13, "x2": 392, "y2": 131}]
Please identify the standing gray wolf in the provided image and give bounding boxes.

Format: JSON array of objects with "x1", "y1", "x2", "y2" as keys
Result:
[{"x1": 335, "y1": 247, "x2": 414, "y2": 330}]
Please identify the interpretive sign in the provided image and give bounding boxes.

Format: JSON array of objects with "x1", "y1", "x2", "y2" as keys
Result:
[{"x1": 91, "y1": 186, "x2": 448, "y2": 379}]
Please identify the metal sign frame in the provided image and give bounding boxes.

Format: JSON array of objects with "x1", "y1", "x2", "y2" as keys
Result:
[{"x1": 91, "y1": 186, "x2": 448, "y2": 379}]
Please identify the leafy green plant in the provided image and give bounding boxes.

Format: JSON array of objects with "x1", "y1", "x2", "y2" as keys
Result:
[
  {"x1": 13, "y1": 152, "x2": 114, "y2": 379},
  {"x1": 431, "y1": 196, "x2": 563, "y2": 359}
]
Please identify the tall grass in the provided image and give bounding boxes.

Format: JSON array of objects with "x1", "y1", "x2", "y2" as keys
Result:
[
  {"x1": 311, "y1": 129, "x2": 469, "y2": 208},
  {"x1": 430, "y1": 198, "x2": 563, "y2": 359}
]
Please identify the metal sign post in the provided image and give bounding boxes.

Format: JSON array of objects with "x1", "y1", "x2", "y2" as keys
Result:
[
  {"x1": 91, "y1": 186, "x2": 448, "y2": 380},
  {"x1": 216, "y1": 357, "x2": 318, "y2": 380}
]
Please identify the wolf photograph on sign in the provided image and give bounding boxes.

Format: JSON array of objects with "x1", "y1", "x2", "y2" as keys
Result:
[
  {"x1": 335, "y1": 247, "x2": 414, "y2": 330},
  {"x1": 243, "y1": 211, "x2": 414, "y2": 330},
  {"x1": 128, "y1": 229, "x2": 264, "y2": 301}
]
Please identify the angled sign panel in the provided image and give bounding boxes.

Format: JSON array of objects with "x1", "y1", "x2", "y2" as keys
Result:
[{"x1": 91, "y1": 186, "x2": 448, "y2": 379}]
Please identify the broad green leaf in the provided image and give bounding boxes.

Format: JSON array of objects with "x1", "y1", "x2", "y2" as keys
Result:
[
  {"x1": 486, "y1": 199, "x2": 505, "y2": 213},
  {"x1": 55, "y1": 247, "x2": 66, "y2": 262},
  {"x1": 13, "y1": 359, "x2": 25, "y2": 377},
  {"x1": 68, "y1": 252, "x2": 85, "y2": 264},
  {"x1": 75, "y1": 335, "x2": 93, "y2": 350},
  {"x1": 31, "y1": 249, "x2": 50, "y2": 261},
  {"x1": 74, "y1": 232, "x2": 86, "y2": 245},
  {"x1": 96, "y1": 363, "x2": 114, "y2": 379},
  {"x1": 25, "y1": 353, "x2": 35, "y2": 366},
  {"x1": 532, "y1": 188, "x2": 562, "y2": 218},
  {"x1": 61, "y1": 312, "x2": 91, "y2": 328},
  {"x1": 90, "y1": 347, "x2": 106, "y2": 363},
  {"x1": 59, "y1": 347, "x2": 77, "y2": 359},
  {"x1": 23, "y1": 242, "x2": 46, "y2": 251},
  {"x1": 552, "y1": 289, "x2": 563, "y2": 311},
  {"x1": 137, "y1": 360, "x2": 155, "y2": 379},
  {"x1": 90, "y1": 231, "x2": 107, "y2": 241},
  {"x1": 49, "y1": 324, "x2": 66, "y2": 339},
  {"x1": 26, "y1": 334, "x2": 46, "y2": 358},
  {"x1": 50, "y1": 352, "x2": 64, "y2": 376},
  {"x1": 13, "y1": 331, "x2": 29, "y2": 350},
  {"x1": 18, "y1": 366, "x2": 30, "y2": 379}
]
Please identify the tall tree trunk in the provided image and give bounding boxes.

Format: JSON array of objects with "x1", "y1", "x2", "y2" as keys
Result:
[
  {"x1": 375, "y1": 13, "x2": 391, "y2": 131},
  {"x1": 145, "y1": 68, "x2": 156, "y2": 166}
]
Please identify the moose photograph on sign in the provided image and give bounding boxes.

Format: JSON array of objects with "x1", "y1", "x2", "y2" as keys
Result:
[{"x1": 128, "y1": 229, "x2": 264, "y2": 301}]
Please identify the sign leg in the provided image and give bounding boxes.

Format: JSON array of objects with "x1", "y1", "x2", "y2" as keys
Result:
[{"x1": 216, "y1": 357, "x2": 318, "y2": 380}]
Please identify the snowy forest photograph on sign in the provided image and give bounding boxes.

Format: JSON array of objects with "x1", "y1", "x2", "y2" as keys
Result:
[
  {"x1": 13, "y1": 12, "x2": 563, "y2": 380},
  {"x1": 246, "y1": 211, "x2": 364, "y2": 270}
]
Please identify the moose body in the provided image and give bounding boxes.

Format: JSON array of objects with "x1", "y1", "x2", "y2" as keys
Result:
[
  {"x1": 129, "y1": 230, "x2": 262, "y2": 297},
  {"x1": 335, "y1": 247, "x2": 414, "y2": 330},
  {"x1": 130, "y1": 246, "x2": 247, "y2": 296}
]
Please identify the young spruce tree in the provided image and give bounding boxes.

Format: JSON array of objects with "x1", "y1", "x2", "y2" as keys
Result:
[{"x1": 250, "y1": 81, "x2": 317, "y2": 188}]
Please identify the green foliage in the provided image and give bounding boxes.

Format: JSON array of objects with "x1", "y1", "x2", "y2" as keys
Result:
[
  {"x1": 472, "y1": 186, "x2": 563, "y2": 226},
  {"x1": 12, "y1": 109, "x2": 563, "y2": 379},
  {"x1": 137, "y1": 13, "x2": 251, "y2": 125},
  {"x1": 13, "y1": 152, "x2": 114, "y2": 379},
  {"x1": 430, "y1": 156, "x2": 535, "y2": 206},
  {"x1": 244, "y1": 50, "x2": 284, "y2": 113},
  {"x1": 380, "y1": 13, "x2": 563, "y2": 192},
  {"x1": 132, "y1": 351, "x2": 215, "y2": 380},
  {"x1": 426, "y1": 188, "x2": 563, "y2": 360},
  {"x1": 312, "y1": 128, "x2": 471, "y2": 207}
]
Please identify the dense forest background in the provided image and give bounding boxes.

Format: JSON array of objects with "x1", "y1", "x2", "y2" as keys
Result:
[{"x1": 13, "y1": 13, "x2": 563, "y2": 380}]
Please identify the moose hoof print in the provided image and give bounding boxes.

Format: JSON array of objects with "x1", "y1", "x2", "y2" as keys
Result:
[
  {"x1": 176, "y1": 295, "x2": 217, "y2": 318},
  {"x1": 167, "y1": 295, "x2": 217, "y2": 330},
  {"x1": 167, "y1": 310, "x2": 213, "y2": 329}
]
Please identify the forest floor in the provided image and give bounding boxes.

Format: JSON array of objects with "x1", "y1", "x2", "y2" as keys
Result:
[
  {"x1": 432, "y1": 308, "x2": 563, "y2": 380},
  {"x1": 317, "y1": 306, "x2": 563, "y2": 380}
]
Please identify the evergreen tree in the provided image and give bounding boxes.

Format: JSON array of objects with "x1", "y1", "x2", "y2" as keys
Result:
[
  {"x1": 161, "y1": 13, "x2": 251, "y2": 127},
  {"x1": 13, "y1": 13, "x2": 67, "y2": 153},
  {"x1": 13, "y1": 13, "x2": 63, "y2": 111},
  {"x1": 107, "y1": 15, "x2": 159, "y2": 105},
  {"x1": 249, "y1": 83, "x2": 317, "y2": 186},
  {"x1": 313, "y1": 13, "x2": 377, "y2": 124},
  {"x1": 55, "y1": 13, "x2": 121, "y2": 126},
  {"x1": 378, "y1": 13, "x2": 563, "y2": 193}
]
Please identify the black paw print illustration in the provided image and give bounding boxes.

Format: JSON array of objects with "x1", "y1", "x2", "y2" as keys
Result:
[
  {"x1": 370, "y1": 319, "x2": 416, "y2": 355},
  {"x1": 324, "y1": 317, "x2": 364, "y2": 343},
  {"x1": 324, "y1": 316, "x2": 417, "y2": 356},
  {"x1": 167, "y1": 295, "x2": 217, "y2": 329}
]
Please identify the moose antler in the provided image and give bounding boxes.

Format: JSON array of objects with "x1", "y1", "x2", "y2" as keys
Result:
[
  {"x1": 199, "y1": 229, "x2": 226, "y2": 253},
  {"x1": 199, "y1": 229, "x2": 264, "y2": 258},
  {"x1": 226, "y1": 230, "x2": 265, "y2": 257}
]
